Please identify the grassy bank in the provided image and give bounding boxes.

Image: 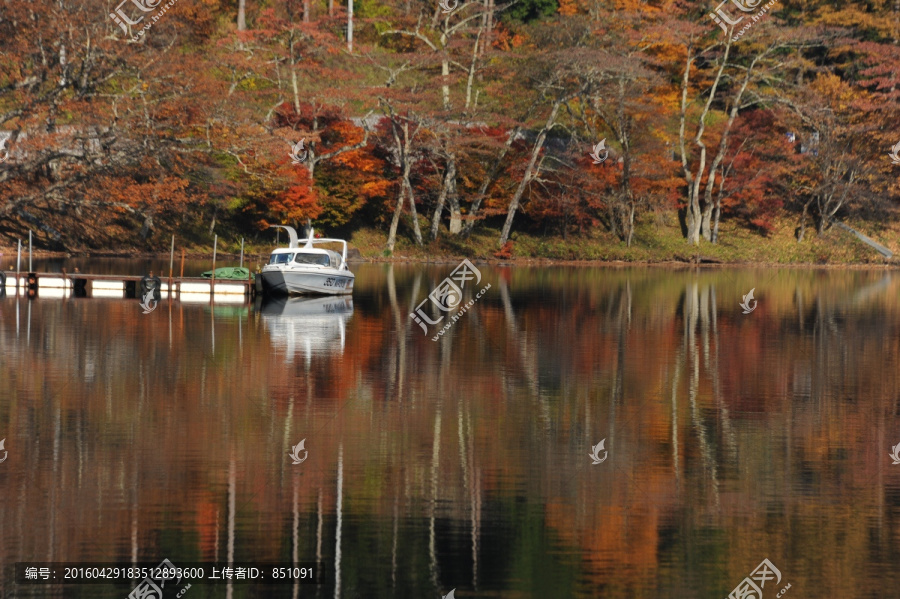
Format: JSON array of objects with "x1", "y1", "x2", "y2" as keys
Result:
[
  {"x1": 346, "y1": 214, "x2": 900, "y2": 266},
  {"x1": 3, "y1": 216, "x2": 898, "y2": 266}
]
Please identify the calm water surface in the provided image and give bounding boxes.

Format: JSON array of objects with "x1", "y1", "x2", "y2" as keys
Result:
[{"x1": 2, "y1": 262, "x2": 900, "y2": 598}]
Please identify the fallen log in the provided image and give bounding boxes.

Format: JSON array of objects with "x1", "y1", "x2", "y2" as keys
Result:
[{"x1": 833, "y1": 222, "x2": 893, "y2": 259}]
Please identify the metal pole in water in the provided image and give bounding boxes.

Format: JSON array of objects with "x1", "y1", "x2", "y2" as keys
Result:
[
  {"x1": 239, "y1": 238, "x2": 244, "y2": 268},
  {"x1": 211, "y1": 234, "x2": 217, "y2": 298},
  {"x1": 168, "y1": 235, "x2": 175, "y2": 294},
  {"x1": 28, "y1": 230, "x2": 32, "y2": 272},
  {"x1": 16, "y1": 239, "x2": 21, "y2": 295}
]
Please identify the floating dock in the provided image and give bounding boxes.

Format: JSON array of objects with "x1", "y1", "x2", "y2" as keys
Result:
[{"x1": 0, "y1": 272, "x2": 255, "y2": 303}]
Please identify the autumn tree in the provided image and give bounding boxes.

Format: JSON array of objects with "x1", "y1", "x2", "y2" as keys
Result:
[
  {"x1": 654, "y1": 12, "x2": 804, "y2": 245},
  {"x1": 781, "y1": 73, "x2": 881, "y2": 239},
  {"x1": 378, "y1": 97, "x2": 425, "y2": 251}
]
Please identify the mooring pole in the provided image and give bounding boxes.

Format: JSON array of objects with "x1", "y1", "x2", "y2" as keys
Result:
[
  {"x1": 168, "y1": 235, "x2": 175, "y2": 295},
  {"x1": 239, "y1": 238, "x2": 244, "y2": 268},
  {"x1": 28, "y1": 230, "x2": 32, "y2": 272},
  {"x1": 211, "y1": 234, "x2": 217, "y2": 298},
  {"x1": 16, "y1": 239, "x2": 21, "y2": 296},
  {"x1": 180, "y1": 248, "x2": 185, "y2": 295}
]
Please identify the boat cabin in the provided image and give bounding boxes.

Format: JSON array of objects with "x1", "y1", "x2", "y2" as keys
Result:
[{"x1": 268, "y1": 248, "x2": 345, "y2": 269}]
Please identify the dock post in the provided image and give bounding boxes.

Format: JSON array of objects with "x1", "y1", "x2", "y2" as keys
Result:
[
  {"x1": 169, "y1": 235, "x2": 175, "y2": 299},
  {"x1": 240, "y1": 238, "x2": 244, "y2": 268},
  {"x1": 26, "y1": 272, "x2": 38, "y2": 297},
  {"x1": 16, "y1": 239, "x2": 21, "y2": 296},
  {"x1": 28, "y1": 230, "x2": 32, "y2": 272},
  {"x1": 211, "y1": 234, "x2": 217, "y2": 299}
]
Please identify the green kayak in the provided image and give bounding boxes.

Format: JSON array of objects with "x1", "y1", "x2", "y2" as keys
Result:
[{"x1": 200, "y1": 266, "x2": 253, "y2": 280}]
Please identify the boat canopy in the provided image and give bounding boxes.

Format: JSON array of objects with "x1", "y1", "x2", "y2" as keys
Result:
[{"x1": 268, "y1": 248, "x2": 345, "y2": 269}]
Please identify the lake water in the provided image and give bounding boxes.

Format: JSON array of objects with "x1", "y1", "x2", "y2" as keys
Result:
[{"x1": 2, "y1": 262, "x2": 899, "y2": 598}]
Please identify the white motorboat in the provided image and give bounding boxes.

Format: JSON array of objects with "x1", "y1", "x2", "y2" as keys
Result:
[{"x1": 260, "y1": 226, "x2": 355, "y2": 296}]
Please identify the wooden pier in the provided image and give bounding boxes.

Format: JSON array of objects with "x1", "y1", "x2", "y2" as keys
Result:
[
  {"x1": 1, "y1": 232, "x2": 263, "y2": 302},
  {"x1": 0, "y1": 271, "x2": 257, "y2": 301}
]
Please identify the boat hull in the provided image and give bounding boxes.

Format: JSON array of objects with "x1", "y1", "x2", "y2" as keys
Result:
[{"x1": 260, "y1": 268, "x2": 354, "y2": 296}]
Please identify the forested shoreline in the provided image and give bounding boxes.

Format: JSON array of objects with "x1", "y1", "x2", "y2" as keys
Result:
[{"x1": 0, "y1": 0, "x2": 898, "y2": 261}]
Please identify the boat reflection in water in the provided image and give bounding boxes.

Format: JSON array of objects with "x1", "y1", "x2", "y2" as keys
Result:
[{"x1": 257, "y1": 295, "x2": 353, "y2": 362}]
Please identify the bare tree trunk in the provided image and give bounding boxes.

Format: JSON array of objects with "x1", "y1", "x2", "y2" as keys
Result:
[
  {"x1": 446, "y1": 156, "x2": 461, "y2": 233},
  {"x1": 711, "y1": 166, "x2": 729, "y2": 243},
  {"x1": 796, "y1": 199, "x2": 811, "y2": 242},
  {"x1": 386, "y1": 119, "x2": 422, "y2": 250},
  {"x1": 386, "y1": 182, "x2": 405, "y2": 252},
  {"x1": 625, "y1": 204, "x2": 635, "y2": 247},
  {"x1": 498, "y1": 97, "x2": 569, "y2": 247},
  {"x1": 237, "y1": 0, "x2": 246, "y2": 31},
  {"x1": 386, "y1": 123, "x2": 409, "y2": 252},
  {"x1": 440, "y1": 30, "x2": 451, "y2": 110},
  {"x1": 290, "y1": 34, "x2": 301, "y2": 114},
  {"x1": 608, "y1": 203, "x2": 619, "y2": 238},
  {"x1": 429, "y1": 155, "x2": 455, "y2": 241},
  {"x1": 387, "y1": 191, "x2": 406, "y2": 252},
  {"x1": 139, "y1": 213, "x2": 154, "y2": 239},
  {"x1": 814, "y1": 197, "x2": 826, "y2": 236},
  {"x1": 329, "y1": 0, "x2": 334, "y2": 17},
  {"x1": 895, "y1": 0, "x2": 899, "y2": 45},
  {"x1": 464, "y1": 30, "x2": 482, "y2": 112},
  {"x1": 303, "y1": 0, "x2": 310, "y2": 22},
  {"x1": 483, "y1": 0, "x2": 494, "y2": 55},
  {"x1": 347, "y1": 0, "x2": 353, "y2": 52},
  {"x1": 478, "y1": 0, "x2": 488, "y2": 56},
  {"x1": 701, "y1": 203, "x2": 713, "y2": 240},
  {"x1": 711, "y1": 201, "x2": 721, "y2": 243},
  {"x1": 405, "y1": 172, "x2": 424, "y2": 245}
]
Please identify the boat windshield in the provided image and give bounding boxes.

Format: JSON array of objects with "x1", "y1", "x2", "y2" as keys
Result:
[
  {"x1": 293, "y1": 253, "x2": 332, "y2": 267},
  {"x1": 269, "y1": 253, "x2": 294, "y2": 265}
]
